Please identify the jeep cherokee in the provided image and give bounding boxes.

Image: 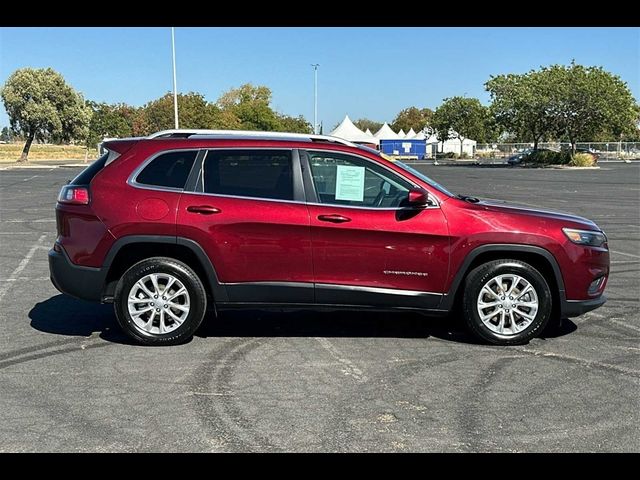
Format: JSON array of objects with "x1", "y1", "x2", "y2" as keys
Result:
[{"x1": 49, "y1": 129, "x2": 609, "y2": 346}]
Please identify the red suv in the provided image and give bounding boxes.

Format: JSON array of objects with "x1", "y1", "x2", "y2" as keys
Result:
[{"x1": 49, "y1": 130, "x2": 609, "y2": 346}]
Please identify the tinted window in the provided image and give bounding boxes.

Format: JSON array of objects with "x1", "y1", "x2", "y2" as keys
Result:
[
  {"x1": 136, "y1": 151, "x2": 197, "y2": 189},
  {"x1": 307, "y1": 152, "x2": 411, "y2": 208},
  {"x1": 71, "y1": 152, "x2": 108, "y2": 185},
  {"x1": 202, "y1": 150, "x2": 293, "y2": 201}
]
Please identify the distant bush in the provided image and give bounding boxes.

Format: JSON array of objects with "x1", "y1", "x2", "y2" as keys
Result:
[
  {"x1": 458, "y1": 152, "x2": 469, "y2": 159},
  {"x1": 569, "y1": 152, "x2": 596, "y2": 167},
  {"x1": 526, "y1": 150, "x2": 572, "y2": 166},
  {"x1": 435, "y1": 151, "x2": 456, "y2": 159}
]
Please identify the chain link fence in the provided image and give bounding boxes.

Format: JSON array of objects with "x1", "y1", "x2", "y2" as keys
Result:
[{"x1": 476, "y1": 142, "x2": 640, "y2": 161}]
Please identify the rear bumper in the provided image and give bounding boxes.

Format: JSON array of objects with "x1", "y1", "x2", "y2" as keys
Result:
[
  {"x1": 49, "y1": 246, "x2": 106, "y2": 302},
  {"x1": 561, "y1": 295, "x2": 606, "y2": 318}
]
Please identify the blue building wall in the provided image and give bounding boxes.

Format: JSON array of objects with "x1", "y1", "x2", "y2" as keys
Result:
[{"x1": 379, "y1": 139, "x2": 427, "y2": 159}]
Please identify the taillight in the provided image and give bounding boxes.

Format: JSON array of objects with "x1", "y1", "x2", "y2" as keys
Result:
[{"x1": 58, "y1": 185, "x2": 90, "y2": 205}]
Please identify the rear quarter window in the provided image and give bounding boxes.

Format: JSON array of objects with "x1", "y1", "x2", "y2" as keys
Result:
[
  {"x1": 135, "y1": 150, "x2": 198, "y2": 189},
  {"x1": 70, "y1": 152, "x2": 109, "y2": 185}
]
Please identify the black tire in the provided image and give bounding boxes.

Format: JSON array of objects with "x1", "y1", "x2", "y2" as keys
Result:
[
  {"x1": 114, "y1": 257, "x2": 207, "y2": 346},
  {"x1": 462, "y1": 259, "x2": 552, "y2": 345}
]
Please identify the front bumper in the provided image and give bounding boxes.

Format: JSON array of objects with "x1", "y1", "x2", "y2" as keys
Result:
[
  {"x1": 49, "y1": 246, "x2": 106, "y2": 302},
  {"x1": 561, "y1": 295, "x2": 607, "y2": 318}
]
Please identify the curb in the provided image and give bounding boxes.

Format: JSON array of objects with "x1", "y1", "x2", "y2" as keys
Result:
[
  {"x1": 0, "y1": 165, "x2": 62, "y2": 170},
  {"x1": 545, "y1": 166, "x2": 601, "y2": 170},
  {"x1": 0, "y1": 163, "x2": 88, "y2": 171}
]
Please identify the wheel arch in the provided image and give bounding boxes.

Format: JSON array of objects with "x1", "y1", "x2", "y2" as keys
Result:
[
  {"x1": 101, "y1": 235, "x2": 228, "y2": 302},
  {"x1": 440, "y1": 244, "x2": 565, "y2": 316}
]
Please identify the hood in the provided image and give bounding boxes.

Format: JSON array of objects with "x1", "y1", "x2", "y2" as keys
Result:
[{"x1": 473, "y1": 198, "x2": 600, "y2": 230}]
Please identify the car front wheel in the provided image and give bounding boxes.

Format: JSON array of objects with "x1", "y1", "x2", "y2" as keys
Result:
[
  {"x1": 114, "y1": 257, "x2": 207, "y2": 346},
  {"x1": 462, "y1": 259, "x2": 552, "y2": 345}
]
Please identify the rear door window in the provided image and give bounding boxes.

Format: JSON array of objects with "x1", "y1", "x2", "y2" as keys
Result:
[
  {"x1": 136, "y1": 150, "x2": 198, "y2": 189},
  {"x1": 200, "y1": 150, "x2": 293, "y2": 201}
]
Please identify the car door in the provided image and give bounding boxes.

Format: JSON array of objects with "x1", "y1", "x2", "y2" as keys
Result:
[
  {"x1": 302, "y1": 149, "x2": 450, "y2": 309},
  {"x1": 177, "y1": 148, "x2": 313, "y2": 303}
]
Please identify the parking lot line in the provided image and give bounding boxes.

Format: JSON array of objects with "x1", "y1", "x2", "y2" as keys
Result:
[
  {"x1": 0, "y1": 219, "x2": 55, "y2": 223},
  {"x1": 516, "y1": 347, "x2": 640, "y2": 378},
  {"x1": 315, "y1": 337, "x2": 367, "y2": 382},
  {"x1": 0, "y1": 234, "x2": 48, "y2": 306},
  {"x1": 610, "y1": 249, "x2": 640, "y2": 259}
]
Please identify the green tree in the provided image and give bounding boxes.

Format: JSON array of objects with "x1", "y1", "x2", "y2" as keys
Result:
[
  {"x1": 86, "y1": 102, "x2": 136, "y2": 149},
  {"x1": 138, "y1": 92, "x2": 221, "y2": 135},
  {"x1": 432, "y1": 97, "x2": 487, "y2": 155},
  {"x1": 622, "y1": 105, "x2": 640, "y2": 141},
  {"x1": 546, "y1": 62, "x2": 638, "y2": 153},
  {"x1": 486, "y1": 70, "x2": 557, "y2": 149},
  {"x1": 1, "y1": 68, "x2": 91, "y2": 162},
  {"x1": 0, "y1": 126, "x2": 13, "y2": 142},
  {"x1": 391, "y1": 107, "x2": 433, "y2": 133},
  {"x1": 277, "y1": 114, "x2": 312, "y2": 133},
  {"x1": 353, "y1": 118, "x2": 383, "y2": 133},
  {"x1": 486, "y1": 63, "x2": 638, "y2": 151},
  {"x1": 480, "y1": 114, "x2": 501, "y2": 143},
  {"x1": 216, "y1": 84, "x2": 281, "y2": 131}
]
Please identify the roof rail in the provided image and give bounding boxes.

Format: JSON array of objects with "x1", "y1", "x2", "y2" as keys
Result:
[{"x1": 147, "y1": 129, "x2": 357, "y2": 147}]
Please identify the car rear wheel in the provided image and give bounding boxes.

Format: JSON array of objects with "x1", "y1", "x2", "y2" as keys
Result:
[
  {"x1": 462, "y1": 259, "x2": 552, "y2": 345},
  {"x1": 114, "y1": 257, "x2": 207, "y2": 346}
]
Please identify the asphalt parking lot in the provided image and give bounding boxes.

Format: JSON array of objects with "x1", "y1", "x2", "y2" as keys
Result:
[{"x1": 0, "y1": 163, "x2": 638, "y2": 452}]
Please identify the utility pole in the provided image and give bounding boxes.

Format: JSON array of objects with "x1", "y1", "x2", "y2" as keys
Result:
[
  {"x1": 171, "y1": 27, "x2": 179, "y2": 129},
  {"x1": 311, "y1": 64, "x2": 319, "y2": 134}
]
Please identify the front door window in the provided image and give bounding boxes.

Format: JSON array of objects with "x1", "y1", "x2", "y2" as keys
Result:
[{"x1": 307, "y1": 152, "x2": 411, "y2": 208}]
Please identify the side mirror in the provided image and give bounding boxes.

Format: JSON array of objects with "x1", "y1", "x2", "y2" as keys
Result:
[{"x1": 408, "y1": 188, "x2": 429, "y2": 206}]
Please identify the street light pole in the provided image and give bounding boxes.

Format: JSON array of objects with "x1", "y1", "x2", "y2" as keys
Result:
[
  {"x1": 171, "y1": 27, "x2": 179, "y2": 129},
  {"x1": 311, "y1": 64, "x2": 319, "y2": 134}
]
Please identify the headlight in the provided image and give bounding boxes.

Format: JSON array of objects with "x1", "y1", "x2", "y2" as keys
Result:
[{"x1": 562, "y1": 228, "x2": 607, "y2": 247}]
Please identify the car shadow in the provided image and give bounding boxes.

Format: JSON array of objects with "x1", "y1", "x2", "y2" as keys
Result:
[
  {"x1": 29, "y1": 295, "x2": 577, "y2": 346},
  {"x1": 540, "y1": 317, "x2": 578, "y2": 339},
  {"x1": 198, "y1": 308, "x2": 483, "y2": 343},
  {"x1": 29, "y1": 294, "x2": 133, "y2": 345},
  {"x1": 200, "y1": 309, "x2": 577, "y2": 345}
]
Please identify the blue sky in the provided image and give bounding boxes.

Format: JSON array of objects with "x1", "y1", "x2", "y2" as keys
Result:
[{"x1": 1, "y1": 27, "x2": 638, "y2": 131}]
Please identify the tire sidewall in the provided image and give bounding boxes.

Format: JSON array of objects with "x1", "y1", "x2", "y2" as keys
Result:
[
  {"x1": 114, "y1": 258, "x2": 207, "y2": 345},
  {"x1": 463, "y1": 261, "x2": 552, "y2": 345}
]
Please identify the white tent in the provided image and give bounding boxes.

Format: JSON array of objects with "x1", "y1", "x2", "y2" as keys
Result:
[
  {"x1": 406, "y1": 128, "x2": 417, "y2": 139},
  {"x1": 425, "y1": 130, "x2": 476, "y2": 157},
  {"x1": 397, "y1": 129, "x2": 406, "y2": 138},
  {"x1": 365, "y1": 128, "x2": 374, "y2": 136},
  {"x1": 413, "y1": 131, "x2": 426, "y2": 140},
  {"x1": 329, "y1": 115, "x2": 378, "y2": 144},
  {"x1": 374, "y1": 122, "x2": 399, "y2": 140}
]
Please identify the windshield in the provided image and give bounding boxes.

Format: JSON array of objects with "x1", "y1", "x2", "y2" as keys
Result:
[
  {"x1": 354, "y1": 145, "x2": 455, "y2": 197},
  {"x1": 393, "y1": 160, "x2": 454, "y2": 197}
]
